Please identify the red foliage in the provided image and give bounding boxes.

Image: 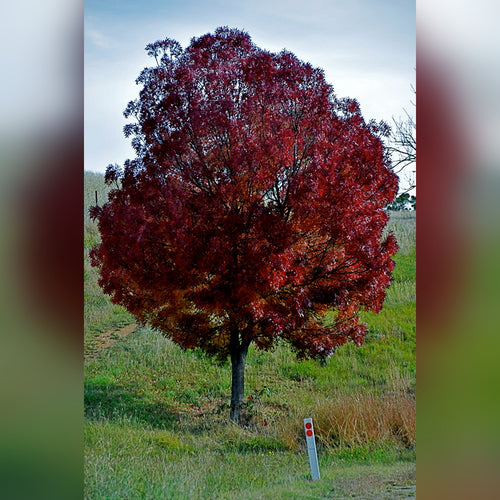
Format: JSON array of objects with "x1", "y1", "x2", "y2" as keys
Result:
[{"x1": 90, "y1": 27, "x2": 398, "y2": 361}]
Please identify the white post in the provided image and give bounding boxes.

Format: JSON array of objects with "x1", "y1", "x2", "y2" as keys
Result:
[{"x1": 304, "y1": 417, "x2": 320, "y2": 480}]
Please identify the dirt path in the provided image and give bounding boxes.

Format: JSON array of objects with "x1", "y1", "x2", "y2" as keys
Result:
[
  {"x1": 385, "y1": 483, "x2": 416, "y2": 498},
  {"x1": 85, "y1": 323, "x2": 138, "y2": 361}
]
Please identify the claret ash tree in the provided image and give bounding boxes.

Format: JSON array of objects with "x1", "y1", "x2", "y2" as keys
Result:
[{"x1": 90, "y1": 27, "x2": 399, "y2": 423}]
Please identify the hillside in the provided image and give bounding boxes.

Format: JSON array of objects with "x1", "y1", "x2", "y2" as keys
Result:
[{"x1": 84, "y1": 170, "x2": 416, "y2": 498}]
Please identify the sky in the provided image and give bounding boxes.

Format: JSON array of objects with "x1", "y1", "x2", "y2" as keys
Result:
[{"x1": 85, "y1": 0, "x2": 416, "y2": 187}]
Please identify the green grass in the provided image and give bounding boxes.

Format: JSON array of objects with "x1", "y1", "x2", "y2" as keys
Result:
[
  {"x1": 85, "y1": 417, "x2": 415, "y2": 499},
  {"x1": 84, "y1": 171, "x2": 415, "y2": 497}
]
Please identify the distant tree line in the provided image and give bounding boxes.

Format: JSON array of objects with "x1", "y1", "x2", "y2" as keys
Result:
[{"x1": 387, "y1": 192, "x2": 416, "y2": 211}]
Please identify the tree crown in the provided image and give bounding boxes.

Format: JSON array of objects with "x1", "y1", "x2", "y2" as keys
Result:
[{"x1": 90, "y1": 27, "x2": 398, "y2": 360}]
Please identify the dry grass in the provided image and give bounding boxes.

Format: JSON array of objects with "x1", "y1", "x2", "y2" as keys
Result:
[
  {"x1": 311, "y1": 390, "x2": 415, "y2": 449},
  {"x1": 387, "y1": 210, "x2": 416, "y2": 256},
  {"x1": 277, "y1": 367, "x2": 416, "y2": 453},
  {"x1": 309, "y1": 367, "x2": 416, "y2": 450}
]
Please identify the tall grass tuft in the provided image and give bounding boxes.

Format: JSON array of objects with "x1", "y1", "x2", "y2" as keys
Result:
[
  {"x1": 276, "y1": 359, "x2": 416, "y2": 453},
  {"x1": 310, "y1": 390, "x2": 415, "y2": 449}
]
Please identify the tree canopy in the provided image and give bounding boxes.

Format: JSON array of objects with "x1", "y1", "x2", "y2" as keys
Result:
[{"x1": 90, "y1": 27, "x2": 399, "y2": 421}]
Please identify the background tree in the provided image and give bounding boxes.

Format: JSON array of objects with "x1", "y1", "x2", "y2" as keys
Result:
[
  {"x1": 90, "y1": 28, "x2": 399, "y2": 423},
  {"x1": 389, "y1": 85, "x2": 416, "y2": 194},
  {"x1": 387, "y1": 192, "x2": 416, "y2": 211}
]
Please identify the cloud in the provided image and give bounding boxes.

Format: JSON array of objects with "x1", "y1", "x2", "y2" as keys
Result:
[{"x1": 86, "y1": 27, "x2": 113, "y2": 49}]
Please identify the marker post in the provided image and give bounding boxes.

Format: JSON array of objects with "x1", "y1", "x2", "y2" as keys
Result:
[{"x1": 303, "y1": 417, "x2": 320, "y2": 480}]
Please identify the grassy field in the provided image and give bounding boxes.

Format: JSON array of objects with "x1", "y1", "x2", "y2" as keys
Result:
[{"x1": 84, "y1": 171, "x2": 416, "y2": 498}]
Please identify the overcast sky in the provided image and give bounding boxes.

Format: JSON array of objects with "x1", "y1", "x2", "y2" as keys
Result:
[{"x1": 85, "y1": 0, "x2": 415, "y2": 178}]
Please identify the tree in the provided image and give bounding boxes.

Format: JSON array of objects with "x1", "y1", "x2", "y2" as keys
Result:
[
  {"x1": 90, "y1": 28, "x2": 399, "y2": 423},
  {"x1": 388, "y1": 85, "x2": 416, "y2": 194},
  {"x1": 388, "y1": 192, "x2": 416, "y2": 211}
]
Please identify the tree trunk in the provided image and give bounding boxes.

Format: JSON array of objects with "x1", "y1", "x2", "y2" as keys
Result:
[{"x1": 230, "y1": 343, "x2": 248, "y2": 424}]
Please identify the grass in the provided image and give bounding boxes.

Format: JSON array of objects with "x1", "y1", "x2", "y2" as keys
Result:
[
  {"x1": 85, "y1": 417, "x2": 415, "y2": 499},
  {"x1": 84, "y1": 171, "x2": 416, "y2": 498}
]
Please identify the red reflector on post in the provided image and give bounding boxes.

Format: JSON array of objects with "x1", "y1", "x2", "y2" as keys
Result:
[{"x1": 303, "y1": 417, "x2": 320, "y2": 480}]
